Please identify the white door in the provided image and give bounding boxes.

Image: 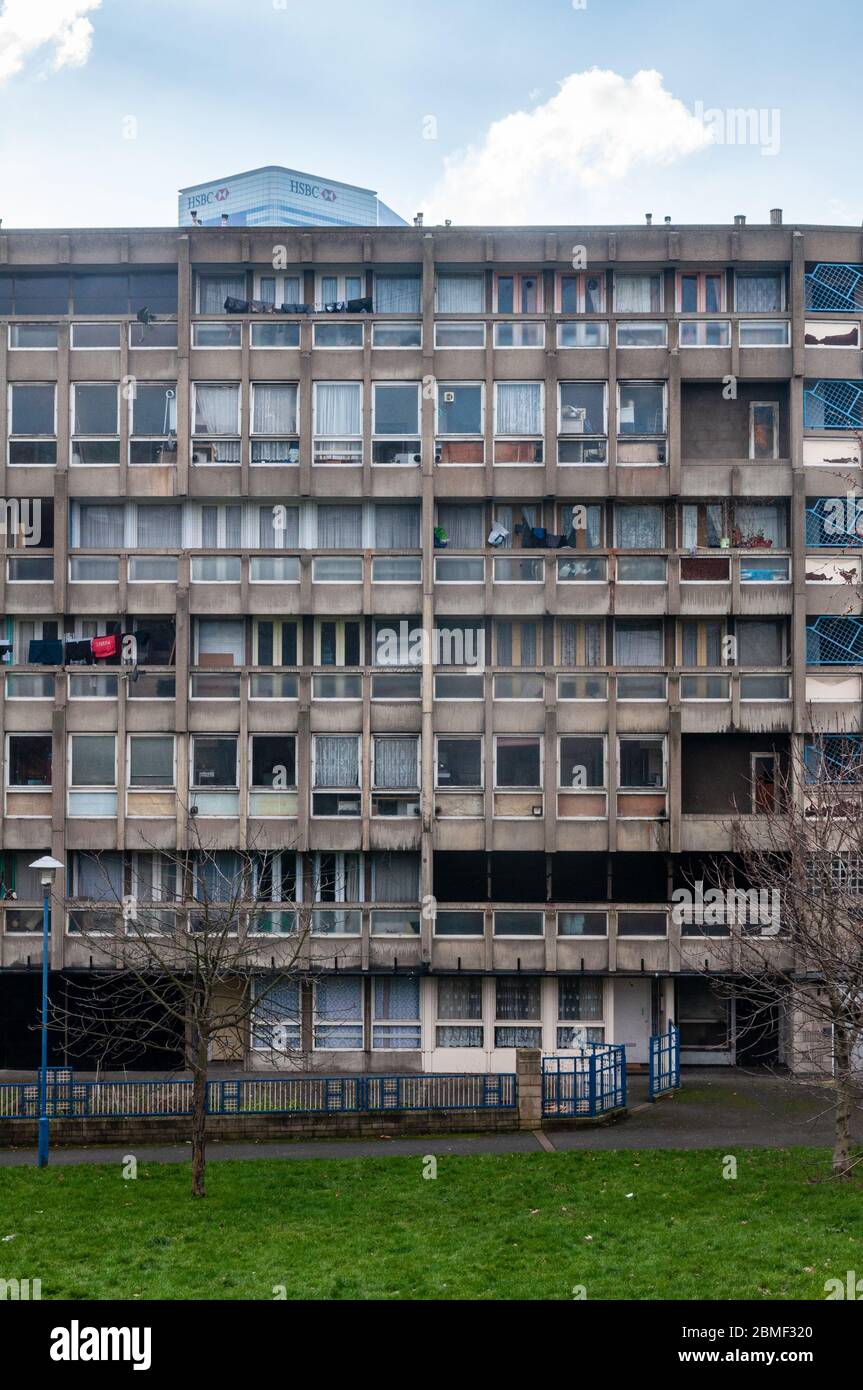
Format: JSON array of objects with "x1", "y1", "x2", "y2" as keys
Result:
[{"x1": 614, "y1": 979, "x2": 652, "y2": 1064}]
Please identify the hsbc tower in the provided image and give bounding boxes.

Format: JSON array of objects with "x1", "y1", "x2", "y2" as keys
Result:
[{"x1": 178, "y1": 165, "x2": 406, "y2": 228}]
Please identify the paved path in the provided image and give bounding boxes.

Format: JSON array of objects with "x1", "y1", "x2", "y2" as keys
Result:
[{"x1": 0, "y1": 1071, "x2": 856, "y2": 1167}]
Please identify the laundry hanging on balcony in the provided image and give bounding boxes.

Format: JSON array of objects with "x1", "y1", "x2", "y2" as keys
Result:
[{"x1": 224, "y1": 295, "x2": 373, "y2": 316}]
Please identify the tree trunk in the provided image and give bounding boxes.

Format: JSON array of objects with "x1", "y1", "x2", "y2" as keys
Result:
[
  {"x1": 190, "y1": 1035, "x2": 209, "y2": 1198},
  {"x1": 832, "y1": 1024, "x2": 853, "y2": 1181}
]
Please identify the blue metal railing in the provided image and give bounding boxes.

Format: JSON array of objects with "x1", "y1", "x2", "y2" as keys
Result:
[
  {"x1": 649, "y1": 1023, "x2": 681, "y2": 1100},
  {"x1": 803, "y1": 380, "x2": 863, "y2": 431},
  {"x1": 542, "y1": 1045, "x2": 626, "y2": 1118},
  {"x1": 806, "y1": 615, "x2": 863, "y2": 666},
  {"x1": 0, "y1": 1072, "x2": 517, "y2": 1121},
  {"x1": 805, "y1": 264, "x2": 863, "y2": 314},
  {"x1": 806, "y1": 497, "x2": 863, "y2": 548}
]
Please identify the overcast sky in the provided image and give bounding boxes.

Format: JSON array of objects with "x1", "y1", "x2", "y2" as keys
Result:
[{"x1": 0, "y1": 0, "x2": 860, "y2": 228}]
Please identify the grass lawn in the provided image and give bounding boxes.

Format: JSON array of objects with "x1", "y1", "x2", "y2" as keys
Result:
[{"x1": 0, "y1": 1146, "x2": 861, "y2": 1300}]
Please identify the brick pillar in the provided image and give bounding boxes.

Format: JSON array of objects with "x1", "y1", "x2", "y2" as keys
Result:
[{"x1": 516, "y1": 1048, "x2": 543, "y2": 1129}]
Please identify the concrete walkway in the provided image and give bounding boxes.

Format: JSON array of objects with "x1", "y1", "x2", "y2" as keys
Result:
[{"x1": 0, "y1": 1070, "x2": 856, "y2": 1167}]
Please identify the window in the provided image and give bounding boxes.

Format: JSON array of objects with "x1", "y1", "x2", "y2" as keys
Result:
[
  {"x1": 494, "y1": 911, "x2": 543, "y2": 937},
  {"x1": 76, "y1": 503, "x2": 124, "y2": 549},
  {"x1": 614, "y1": 620, "x2": 664, "y2": 666},
  {"x1": 0, "y1": 272, "x2": 70, "y2": 314},
  {"x1": 615, "y1": 503, "x2": 664, "y2": 548},
  {"x1": 371, "y1": 739, "x2": 420, "y2": 817},
  {"x1": 677, "y1": 272, "x2": 725, "y2": 313},
  {"x1": 9, "y1": 323, "x2": 58, "y2": 349},
  {"x1": 494, "y1": 619, "x2": 539, "y2": 667},
  {"x1": 494, "y1": 382, "x2": 543, "y2": 463},
  {"x1": 251, "y1": 978, "x2": 301, "y2": 1051},
  {"x1": 494, "y1": 321, "x2": 545, "y2": 348},
  {"x1": 494, "y1": 272, "x2": 542, "y2": 314},
  {"x1": 250, "y1": 322, "x2": 300, "y2": 349},
  {"x1": 372, "y1": 382, "x2": 420, "y2": 465},
  {"x1": 136, "y1": 503, "x2": 182, "y2": 550},
  {"x1": 436, "y1": 503, "x2": 484, "y2": 550},
  {"x1": 735, "y1": 272, "x2": 784, "y2": 312},
  {"x1": 558, "y1": 979, "x2": 604, "y2": 1048},
  {"x1": 558, "y1": 912, "x2": 608, "y2": 937},
  {"x1": 197, "y1": 273, "x2": 247, "y2": 313},
  {"x1": 436, "y1": 978, "x2": 483, "y2": 1048},
  {"x1": 70, "y1": 383, "x2": 120, "y2": 466},
  {"x1": 558, "y1": 381, "x2": 607, "y2": 463},
  {"x1": 680, "y1": 501, "x2": 725, "y2": 549},
  {"x1": 312, "y1": 735, "x2": 361, "y2": 816},
  {"x1": 559, "y1": 736, "x2": 605, "y2": 788},
  {"x1": 128, "y1": 735, "x2": 174, "y2": 788},
  {"x1": 372, "y1": 321, "x2": 422, "y2": 348},
  {"x1": 619, "y1": 738, "x2": 666, "y2": 788},
  {"x1": 191, "y1": 321, "x2": 240, "y2": 349},
  {"x1": 9, "y1": 383, "x2": 56, "y2": 464},
  {"x1": 737, "y1": 620, "x2": 786, "y2": 666},
  {"x1": 436, "y1": 383, "x2": 484, "y2": 464},
  {"x1": 557, "y1": 320, "x2": 609, "y2": 348},
  {"x1": 374, "y1": 503, "x2": 420, "y2": 549},
  {"x1": 195, "y1": 619, "x2": 245, "y2": 667},
  {"x1": 374, "y1": 274, "x2": 422, "y2": 314},
  {"x1": 191, "y1": 736, "x2": 238, "y2": 792},
  {"x1": 616, "y1": 321, "x2": 667, "y2": 348},
  {"x1": 315, "y1": 977, "x2": 363, "y2": 1049},
  {"x1": 618, "y1": 911, "x2": 667, "y2": 938},
  {"x1": 749, "y1": 402, "x2": 779, "y2": 460},
  {"x1": 252, "y1": 618, "x2": 298, "y2": 666},
  {"x1": 740, "y1": 320, "x2": 790, "y2": 347},
  {"x1": 614, "y1": 273, "x2": 663, "y2": 313},
  {"x1": 71, "y1": 323, "x2": 123, "y2": 349},
  {"x1": 617, "y1": 381, "x2": 666, "y2": 435},
  {"x1": 495, "y1": 977, "x2": 541, "y2": 1048},
  {"x1": 250, "y1": 383, "x2": 299, "y2": 466},
  {"x1": 618, "y1": 555, "x2": 666, "y2": 583},
  {"x1": 73, "y1": 271, "x2": 177, "y2": 315},
  {"x1": 436, "y1": 274, "x2": 485, "y2": 313},
  {"x1": 316, "y1": 271, "x2": 364, "y2": 305},
  {"x1": 315, "y1": 618, "x2": 362, "y2": 666},
  {"x1": 314, "y1": 321, "x2": 363, "y2": 349},
  {"x1": 732, "y1": 501, "x2": 786, "y2": 548},
  {"x1": 558, "y1": 272, "x2": 605, "y2": 314},
  {"x1": 373, "y1": 977, "x2": 421, "y2": 1050},
  {"x1": 250, "y1": 734, "x2": 296, "y2": 788},
  {"x1": 435, "y1": 736, "x2": 482, "y2": 788},
  {"x1": 679, "y1": 619, "x2": 724, "y2": 667},
  {"x1": 129, "y1": 382, "x2": 177, "y2": 465},
  {"x1": 434, "y1": 321, "x2": 485, "y2": 348},
  {"x1": 495, "y1": 736, "x2": 541, "y2": 788},
  {"x1": 192, "y1": 383, "x2": 240, "y2": 464},
  {"x1": 69, "y1": 734, "x2": 117, "y2": 817},
  {"x1": 8, "y1": 735, "x2": 52, "y2": 787},
  {"x1": 679, "y1": 320, "x2": 731, "y2": 347},
  {"x1": 255, "y1": 271, "x2": 303, "y2": 307},
  {"x1": 313, "y1": 381, "x2": 362, "y2": 464}
]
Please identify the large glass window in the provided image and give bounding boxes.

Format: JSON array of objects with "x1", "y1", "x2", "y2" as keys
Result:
[
  {"x1": 191, "y1": 737, "x2": 238, "y2": 788},
  {"x1": 495, "y1": 736, "x2": 541, "y2": 788},
  {"x1": 495, "y1": 977, "x2": 541, "y2": 1048},
  {"x1": 313, "y1": 382, "x2": 362, "y2": 464},
  {"x1": 373, "y1": 977, "x2": 421, "y2": 1050},
  {"x1": 128, "y1": 735, "x2": 174, "y2": 788},
  {"x1": 436, "y1": 978, "x2": 483, "y2": 1048},
  {"x1": 435, "y1": 736, "x2": 482, "y2": 788}
]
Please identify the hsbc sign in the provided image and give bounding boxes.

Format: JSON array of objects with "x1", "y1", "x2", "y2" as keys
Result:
[
  {"x1": 187, "y1": 187, "x2": 231, "y2": 210},
  {"x1": 288, "y1": 179, "x2": 338, "y2": 203}
]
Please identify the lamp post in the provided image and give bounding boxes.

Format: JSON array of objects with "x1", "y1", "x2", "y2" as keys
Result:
[{"x1": 29, "y1": 855, "x2": 64, "y2": 1168}]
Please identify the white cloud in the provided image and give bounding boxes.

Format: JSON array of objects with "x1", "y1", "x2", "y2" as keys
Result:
[
  {"x1": 0, "y1": 0, "x2": 101, "y2": 83},
  {"x1": 424, "y1": 69, "x2": 713, "y2": 224}
]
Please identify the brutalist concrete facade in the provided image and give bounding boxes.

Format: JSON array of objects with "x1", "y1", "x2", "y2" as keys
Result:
[{"x1": 0, "y1": 219, "x2": 860, "y2": 1073}]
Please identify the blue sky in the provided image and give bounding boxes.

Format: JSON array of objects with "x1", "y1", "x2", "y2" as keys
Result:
[{"x1": 0, "y1": 0, "x2": 860, "y2": 227}]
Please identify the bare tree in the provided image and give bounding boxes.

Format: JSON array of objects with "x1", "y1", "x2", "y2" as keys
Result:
[
  {"x1": 675, "y1": 735, "x2": 863, "y2": 1179},
  {"x1": 50, "y1": 822, "x2": 341, "y2": 1197}
]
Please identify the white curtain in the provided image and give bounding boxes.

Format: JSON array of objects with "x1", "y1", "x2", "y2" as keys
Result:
[
  {"x1": 734, "y1": 503, "x2": 785, "y2": 547},
  {"x1": 616, "y1": 505, "x2": 663, "y2": 548},
  {"x1": 615, "y1": 275, "x2": 655, "y2": 312},
  {"x1": 197, "y1": 619, "x2": 245, "y2": 665},
  {"x1": 137, "y1": 505, "x2": 182, "y2": 548},
  {"x1": 253, "y1": 384, "x2": 297, "y2": 434},
  {"x1": 615, "y1": 621, "x2": 664, "y2": 665},
  {"x1": 737, "y1": 275, "x2": 782, "y2": 311},
  {"x1": 79, "y1": 504, "x2": 124, "y2": 547},
  {"x1": 436, "y1": 274, "x2": 485, "y2": 312},
  {"x1": 437, "y1": 504, "x2": 483, "y2": 548},
  {"x1": 374, "y1": 737, "x2": 418, "y2": 788},
  {"x1": 496, "y1": 383, "x2": 542, "y2": 435},
  {"x1": 373, "y1": 852, "x2": 420, "y2": 901},
  {"x1": 559, "y1": 621, "x2": 603, "y2": 666},
  {"x1": 194, "y1": 384, "x2": 239, "y2": 434},
  {"x1": 315, "y1": 383, "x2": 361, "y2": 436},
  {"x1": 315, "y1": 736, "x2": 359, "y2": 787},
  {"x1": 374, "y1": 505, "x2": 420, "y2": 548},
  {"x1": 259, "y1": 505, "x2": 299, "y2": 548},
  {"x1": 201, "y1": 505, "x2": 242, "y2": 547},
  {"x1": 374, "y1": 976, "x2": 420, "y2": 1020},
  {"x1": 375, "y1": 275, "x2": 422, "y2": 313},
  {"x1": 199, "y1": 274, "x2": 245, "y2": 313},
  {"x1": 317, "y1": 505, "x2": 362, "y2": 548}
]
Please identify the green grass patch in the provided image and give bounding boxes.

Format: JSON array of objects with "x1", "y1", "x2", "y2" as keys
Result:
[{"x1": 0, "y1": 1147, "x2": 861, "y2": 1300}]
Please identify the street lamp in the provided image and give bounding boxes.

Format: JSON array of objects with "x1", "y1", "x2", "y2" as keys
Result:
[{"x1": 29, "y1": 855, "x2": 64, "y2": 1168}]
